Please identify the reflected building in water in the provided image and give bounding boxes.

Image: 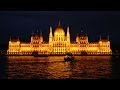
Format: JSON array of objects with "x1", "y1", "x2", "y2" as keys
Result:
[
  {"x1": 7, "y1": 21, "x2": 112, "y2": 55},
  {"x1": 7, "y1": 56, "x2": 112, "y2": 79}
]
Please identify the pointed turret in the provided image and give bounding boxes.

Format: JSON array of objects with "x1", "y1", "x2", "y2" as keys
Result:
[
  {"x1": 31, "y1": 31, "x2": 34, "y2": 42},
  {"x1": 40, "y1": 30, "x2": 42, "y2": 37},
  {"x1": 17, "y1": 36, "x2": 20, "y2": 44},
  {"x1": 49, "y1": 26, "x2": 53, "y2": 43},
  {"x1": 58, "y1": 20, "x2": 61, "y2": 26},
  {"x1": 80, "y1": 26, "x2": 87, "y2": 37},
  {"x1": 81, "y1": 26, "x2": 83, "y2": 33},
  {"x1": 67, "y1": 26, "x2": 70, "y2": 36},
  {"x1": 17, "y1": 36, "x2": 19, "y2": 41},
  {"x1": 10, "y1": 36, "x2": 11, "y2": 41},
  {"x1": 36, "y1": 29, "x2": 39, "y2": 36},
  {"x1": 76, "y1": 33, "x2": 79, "y2": 43},
  {"x1": 107, "y1": 35, "x2": 109, "y2": 40},
  {"x1": 67, "y1": 26, "x2": 70, "y2": 43},
  {"x1": 31, "y1": 31, "x2": 34, "y2": 36},
  {"x1": 49, "y1": 26, "x2": 53, "y2": 36},
  {"x1": 100, "y1": 35, "x2": 101, "y2": 40},
  {"x1": 39, "y1": 30, "x2": 43, "y2": 42}
]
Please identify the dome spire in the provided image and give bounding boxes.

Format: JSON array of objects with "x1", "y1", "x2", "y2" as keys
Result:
[{"x1": 58, "y1": 20, "x2": 61, "y2": 26}]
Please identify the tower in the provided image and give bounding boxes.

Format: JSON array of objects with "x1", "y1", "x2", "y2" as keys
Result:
[
  {"x1": 49, "y1": 26, "x2": 53, "y2": 53},
  {"x1": 107, "y1": 35, "x2": 109, "y2": 40},
  {"x1": 76, "y1": 34, "x2": 79, "y2": 43},
  {"x1": 67, "y1": 26, "x2": 70, "y2": 43},
  {"x1": 10, "y1": 36, "x2": 11, "y2": 41},
  {"x1": 31, "y1": 31, "x2": 34, "y2": 42},
  {"x1": 66, "y1": 26, "x2": 70, "y2": 52},
  {"x1": 9, "y1": 36, "x2": 12, "y2": 47},
  {"x1": 49, "y1": 26, "x2": 53, "y2": 43},
  {"x1": 100, "y1": 35, "x2": 101, "y2": 40},
  {"x1": 17, "y1": 36, "x2": 19, "y2": 41},
  {"x1": 40, "y1": 30, "x2": 43, "y2": 42}
]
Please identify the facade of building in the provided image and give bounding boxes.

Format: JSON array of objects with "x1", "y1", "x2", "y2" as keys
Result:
[{"x1": 7, "y1": 22, "x2": 112, "y2": 55}]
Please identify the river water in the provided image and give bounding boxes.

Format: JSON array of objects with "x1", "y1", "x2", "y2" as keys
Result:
[{"x1": 0, "y1": 56, "x2": 120, "y2": 79}]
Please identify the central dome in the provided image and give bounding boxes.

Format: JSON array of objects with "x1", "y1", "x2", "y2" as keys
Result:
[
  {"x1": 54, "y1": 21, "x2": 65, "y2": 35},
  {"x1": 55, "y1": 26, "x2": 64, "y2": 33}
]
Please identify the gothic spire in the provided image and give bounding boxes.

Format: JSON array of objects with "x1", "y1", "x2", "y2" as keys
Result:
[
  {"x1": 81, "y1": 26, "x2": 83, "y2": 33},
  {"x1": 40, "y1": 30, "x2": 42, "y2": 37},
  {"x1": 37, "y1": 29, "x2": 38, "y2": 33},
  {"x1": 17, "y1": 36, "x2": 19, "y2": 41},
  {"x1": 100, "y1": 35, "x2": 101, "y2": 40},
  {"x1": 31, "y1": 30, "x2": 34, "y2": 36},
  {"x1": 58, "y1": 20, "x2": 61, "y2": 26},
  {"x1": 67, "y1": 26, "x2": 69, "y2": 32},
  {"x1": 107, "y1": 35, "x2": 109, "y2": 40},
  {"x1": 10, "y1": 36, "x2": 11, "y2": 41},
  {"x1": 67, "y1": 26, "x2": 70, "y2": 35},
  {"x1": 50, "y1": 26, "x2": 52, "y2": 32}
]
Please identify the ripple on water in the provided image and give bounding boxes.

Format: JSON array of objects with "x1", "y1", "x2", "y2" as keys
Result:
[{"x1": 5, "y1": 56, "x2": 112, "y2": 79}]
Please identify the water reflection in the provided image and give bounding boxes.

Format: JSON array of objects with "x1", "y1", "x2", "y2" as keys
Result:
[
  {"x1": 111, "y1": 56, "x2": 120, "y2": 79},
  {"x1": 66, "y1": 56, "x2": 112, "y2": 79},
  {"x1": 6, "y1": 56, "x2": 112, "y2": 79},
  {"x1": 0, "y1": 57, "x2": 8, "y2": 79}
]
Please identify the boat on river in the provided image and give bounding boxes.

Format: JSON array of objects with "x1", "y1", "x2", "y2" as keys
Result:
[{"x1": 64, "y1": 53, "x2": 74, "y2": 61}]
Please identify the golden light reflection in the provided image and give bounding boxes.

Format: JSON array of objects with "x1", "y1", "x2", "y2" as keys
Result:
[
  {"x1": 47, "y1": 62, "x2": 72, "y2": 79},
  {"x1": 7, "y1": 56, "x2": 112, "y2": 79}
]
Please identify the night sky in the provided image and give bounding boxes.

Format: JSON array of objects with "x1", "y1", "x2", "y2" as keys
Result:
[{"x1": 0, "y1": 11, "x2": 120, "y2": 48}]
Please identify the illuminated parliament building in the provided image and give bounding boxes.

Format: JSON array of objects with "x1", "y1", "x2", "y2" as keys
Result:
[{"x1": 7, "y1": 21, "x2": 112, "y2": 55}]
